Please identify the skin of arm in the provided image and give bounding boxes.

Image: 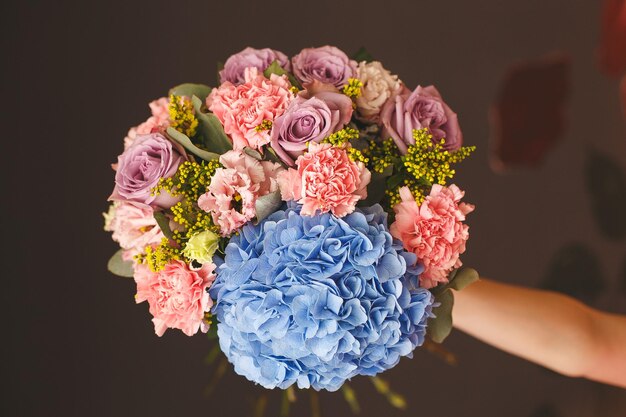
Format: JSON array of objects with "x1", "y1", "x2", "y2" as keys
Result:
[{"x1": 452, "y1": 279, "x2": 626, "y2": 388}]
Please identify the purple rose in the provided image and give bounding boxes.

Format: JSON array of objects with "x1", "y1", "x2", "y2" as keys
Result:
[
  {"x1": 110, "y1": 133, "x2": 183, "y2": 208},
  {"x1": 380, "y1": 85, "x2": 463, "y2": 154},
  {"x1": 270, "y1": 91, "x2": 353, "y2": 166},
  {"x1": 291, "y1": 46, "x2": 357, "y2": 89},
  {"x1": 220, "y1": 47, "x2": 290, "y2": 85}
]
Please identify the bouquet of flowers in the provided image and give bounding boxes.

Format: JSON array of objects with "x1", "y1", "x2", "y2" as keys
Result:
[{"x1": 104, "y1": 45, "x2": 478, "y2": 397}]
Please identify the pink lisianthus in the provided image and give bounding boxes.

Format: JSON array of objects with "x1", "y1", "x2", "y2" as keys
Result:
[
  {"x1": 124, "y1": 97, "x2": 170, "y2": 149},
  {"x1": 277, "y1": 143, "x2": 371, "y2": 217},
  {"x1": 134, "y1": 260, "x2": 216, "y2": 337},
  {"x1": 207, "y1": 68, "x2": 293, "y2": 150},
  {"x1": 103, "y1": 201, "x2": 165, "y2": 262},
  {"x1": 197, "y1": 150, "x2": 283, "y2": 236},
  {"x1": 390, "y1": 185, "x2": 474, "y2": 289}
]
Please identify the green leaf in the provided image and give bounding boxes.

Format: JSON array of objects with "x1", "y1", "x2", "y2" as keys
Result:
[
  {"x1": 428, "y1": 267, "x2": 479, "y2": 343},
  {"x1": 107, "y1": 249, "x2": 134, "y2": 278},
  {"x1": 386, "y1": 171, "x2": 405, "y2": 190},
  {"x1": 264, "y1": 60, "x2": 301, "y2": 89},
  {"x1": 359, "y1": 165, "x2": 393, "y2": 206},
  {"x1": 166, "y1": 127, "x2": 220, "y2": 161},
  {"x1": 447, "y1": 267, "x2": 479, "y2": 292},
  {"x1": 169, "y1": 83, "x2": 212, "y2": 102},
  {"x1": 428, "y1": 290, "x2": 454, "y2": 343},
  {"x1": 243, "y1": 147, "x2": 263, "y2": 161},
  {"x1": 153, "y1": 211, "x2": 174, "y2": 239},
  {"x1": 255, "y1": 191, "x2": 283, "y2": 224},
  {"x1": 431, "y1": 267, "x2": 480, "y2": 296},
  {"x1": 265, "y1": 147, "x2": 287, "y2": 168},
  {"x1": 352, "y1": 47, "x2": 374, "y2": 63},
  {"x1": 192, "y1": 95, "x2": 233, "y2": 155}
]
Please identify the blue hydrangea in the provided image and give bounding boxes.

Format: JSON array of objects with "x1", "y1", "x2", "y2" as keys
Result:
[{"x1": 210, "y1": 204, "x2": 434, "y2": 391}]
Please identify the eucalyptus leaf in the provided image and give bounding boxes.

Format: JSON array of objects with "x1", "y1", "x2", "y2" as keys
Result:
[
  {"x1": 169, "y1": 83, "x2": 212, "y2": 102},
  {"x1": 264, "y1": 60, "x2": 301, "y2": 89},
  {"x1": 166, "y1": 127, "x2": 220, "y2": 161},
  {"x1": 107, "y1": 249, "x2": 134, "y2": 278},
  {"x1": 192, "y1": 95, "x2": 233, "y2": 155},
  {"x1": 428, "y1": 267, "x2": 479, "y2": 343},
  {"x1": 153, "y1": 211, "x2": 174, "y2": 239},
  {"x1": 431, "y1": 267, "x2": 479, "y2": 296},
  {"x1": 428, "y1": 290, "x2": 454, "y2": 343},
  {"x1": 243, "y1": 147, "x2": 263, "y2": 161},
  {"x1": 255, "y1": 191, "x2": 283, "y2": 224},
  {"x1": 353, "y1": 47, "x2": 374, "y2": 63},
  {"x1": 447, "y1": 267, "x2": 479, "y2": 292}
]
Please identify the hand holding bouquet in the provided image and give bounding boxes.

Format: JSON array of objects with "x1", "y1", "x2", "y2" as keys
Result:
[{"x1": 104, "y1": 45, "x2": 477, "y2": 393}]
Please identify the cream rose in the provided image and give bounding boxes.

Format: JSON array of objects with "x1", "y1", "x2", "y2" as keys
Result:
[{"x1": 355, "y1": 61, "x2": 402, "y2": 122}]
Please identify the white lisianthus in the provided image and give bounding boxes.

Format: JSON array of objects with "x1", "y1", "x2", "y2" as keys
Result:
[{"x1": 355, "y1": 61, "x2": 402, "y2": 122}]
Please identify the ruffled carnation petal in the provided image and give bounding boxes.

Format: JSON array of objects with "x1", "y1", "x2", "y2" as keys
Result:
[{"x1": 390, "y1": 185, "x2": 474, "y2": 288}]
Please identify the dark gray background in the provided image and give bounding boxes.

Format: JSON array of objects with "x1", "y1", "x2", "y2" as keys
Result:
[{"x1": 2, "y1": 0, "x2": 625, "y2": 416}]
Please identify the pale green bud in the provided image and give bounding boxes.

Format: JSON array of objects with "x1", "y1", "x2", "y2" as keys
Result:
[{"x1": 182, "y1": 230, "x2": 220, "y2": 264}]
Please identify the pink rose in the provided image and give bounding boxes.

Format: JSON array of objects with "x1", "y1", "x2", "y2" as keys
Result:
[
  {"x1": 380, "y1": 85, "x2": 462, "y2": 154},
  {"x1": 207, "y1": 68, "x2": 293, "y2": 150},
  {"x1": 134, "y1": 260, "x2": 216, "y2": 337},
  {"x1": 390, "y1": 185, "x2": 474, "y2": 289},
  {"x1": 103, "y1": 202, "x2": 165, "y2": 262},
  {"x1": 124, "y1": 97, "x2": 170, "y2": 149},
  {"x1": 197, "y1": 150, "x2": 282, "y2": 236},
  {"x1": 269, "y1": 90, "x2": 353, "y2": 166},
  {"x1": 291, "y1": 46, "x2": 357, "y2": 89},
  {"x1": 277, "y1": 143, "x2": 371, "y2": 217},
  {"x1": 110, "y1": 133, "x2": 183, "y2": 208}
]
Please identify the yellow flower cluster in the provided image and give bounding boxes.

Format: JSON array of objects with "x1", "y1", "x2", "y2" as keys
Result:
[
  {"x1": 154, "y1": 160, "x2": 221, "y2": 201},
  {"x1": 342, "y1": 78, "x2": 364, "y2": 99},
  {"x1": 323, "y1": 127, "x2": 360, "y2": 146},
  {"x1": 320, "y1": 127, "x2": 367, "y2": 163},
  {"x1": 168, "y1": 94, "x2": 198, "y2": 137},
  {"x1": 255, "y1": 119, "x2": 273, "y2": 132},
  {"x1": 140, "y1": 238, "x2": 182, "y2": 272},
  {"x1": 363, "y1": 137, "x2": 398, "y2": 174},
  {"x1": 385, "y1": 179, "x2": 427, "y2": 207},
  {"x1": 152, "y1": 160, "x2": 221, "y2": 247},
  {"x1": 364, "y1": 128, "x2": 475, "y2": 207},
  {"x1": 347, "y1": 147, "x2": 369, "y2": 164},
  {"x1": 403, "y1": 129, "x2": 475, "y2": 186}
]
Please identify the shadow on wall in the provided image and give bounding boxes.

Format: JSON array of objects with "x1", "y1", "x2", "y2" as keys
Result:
[
  {"x1": 585, "y1": 150, "x2": 626, "y2": 241},
  {"x1": 489, "y1": 54, "x2": 570, "y2": 172}
]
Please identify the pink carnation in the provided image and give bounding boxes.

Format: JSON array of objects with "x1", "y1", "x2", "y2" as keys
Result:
[
  {"x1": 103, "y1": 201, "x2": 165, "y2": 262},
  {"x1": 134, "y1": 260, "x2": 216, "y2": 337},
  {"x1": 390, "y1": 185, "x2": 474, "y2": 289},
  {"x1": 207, "y1": 68, "x2": 293, "y2": 150},
  {"x1": 124, "y1": 97, "x2": 170, "y2": 149},
  {"x1": 277, "y1": 143, "x2": 371, "y2": 217},
  {"x1": 198, "y1": 150, "x2": 282, "y2": 236}
]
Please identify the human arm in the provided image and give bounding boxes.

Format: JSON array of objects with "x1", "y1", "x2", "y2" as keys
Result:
[{"x1": 452, "y1": 278, "x2": 626, "y2": 388}]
